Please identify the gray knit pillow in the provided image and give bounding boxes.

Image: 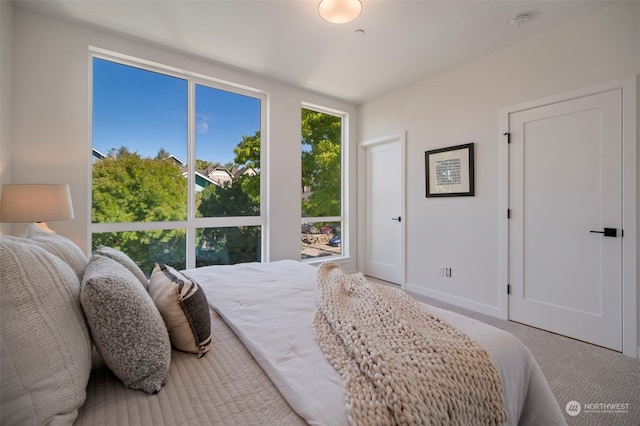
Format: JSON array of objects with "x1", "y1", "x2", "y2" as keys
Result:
[
  {"x1": 94, "y1": 245, "x2": 149, "y2": 290},
  {"x1": 149, "y1": 263, "x2": 212, "y2": 357},
  {"x1": 23, "y1": 223, "x2": 88, "y2": 281},
  {"x1": 81, "y1": 254, "x2": 170, "y2": 394},
  {"x1": 0, "y1": 236, "x2": 92, "y2": 425}
]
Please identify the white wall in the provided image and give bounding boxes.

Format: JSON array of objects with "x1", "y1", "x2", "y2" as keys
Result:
[
  {"x1": 7, "y1": 6, "x2": 358, "y2": 271},
  {"x1": 0, "y1": 1, "x2": 13, "y2": 236},
  {"x1": 358, "y1": 2, "x2": 639, "y2": 343}
]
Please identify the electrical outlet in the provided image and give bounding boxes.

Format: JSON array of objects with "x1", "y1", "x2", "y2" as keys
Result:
[
  {"x1": 438, "y1": 266, "x2": 445, "y2": 277},
  {"x1": 445, "y1": 268, "x2": 452, "y2": 278}
]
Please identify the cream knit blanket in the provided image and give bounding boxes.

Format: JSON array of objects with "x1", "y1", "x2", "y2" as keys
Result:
[{"x1": 313, "y1": 262, "x2": 507, "y2": 426}]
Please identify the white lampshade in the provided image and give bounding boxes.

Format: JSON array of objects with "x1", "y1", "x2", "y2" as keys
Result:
[
  {"x1": 0, "y1": 184, "x2": 75, "y2": 225},
  {"x1": 318, "y1": 0, "x2": 362, "y2": 24}
]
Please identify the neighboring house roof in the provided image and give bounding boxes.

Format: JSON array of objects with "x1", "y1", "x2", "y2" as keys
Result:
[
  {"x1": 92, "y1": 148, "x2": 106, "y2": 159},
  {"x1": 233, "y1": 166, "x2": 256, "y2": 179},
  {"x1": 176, "y1": 158, "x2": 259, "y2": 189},
  {"x1": 181, "y1": 170, "x2": 218, "y2": 193},
  {"x1": 194, "y1": 170, "x2": 213, "y2": 181},
  {"x1": 167, "y1": 154, "x2": 185, "y2": 166}
]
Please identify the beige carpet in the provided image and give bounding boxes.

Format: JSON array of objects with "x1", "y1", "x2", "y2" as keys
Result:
[{"x1": 369, "y1": 278, "x2": 640, "y2": 426}]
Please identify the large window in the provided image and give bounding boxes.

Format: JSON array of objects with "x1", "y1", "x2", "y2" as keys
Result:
[
  {"x1": 91, "y1": 54, "x2": 264, "y2": 275},
  {"x1": 301, "y1": 106, "x2": 344, "y2": 260}
]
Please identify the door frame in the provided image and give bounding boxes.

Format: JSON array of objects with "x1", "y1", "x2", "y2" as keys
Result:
[
  {"x1": 498, "y1": 76, "x2": 637, "y2": 357},
  {"x1": 358, "y1": 132, "x2": 406, "y2": 288}
]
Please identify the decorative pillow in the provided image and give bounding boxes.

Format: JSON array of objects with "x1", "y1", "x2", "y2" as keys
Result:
[
  {"x1": 22, "y1": 223, "x2": 88, "y2": 281},
  {"x1": 93, "y1": 245, "x2": 149, "y2": 290},
  {"x1": 0, "y1": 236, "x2": 92, "y2": 425},
  {"x1": 81, "y1": 254, "x2": 170, "y2": 394},
  {"x1": 149, "y1": 263, "x2": 212, "y2": 357}
]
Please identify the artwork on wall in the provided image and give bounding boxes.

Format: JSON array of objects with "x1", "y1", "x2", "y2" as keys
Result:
[{"x1": 425, "y1": 143, "x2": 475, "y2": 197}]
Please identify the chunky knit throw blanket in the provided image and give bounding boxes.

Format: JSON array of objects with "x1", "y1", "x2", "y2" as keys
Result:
[{"x1": 313, "y1": 262, "x2": 507, "y2": 426}]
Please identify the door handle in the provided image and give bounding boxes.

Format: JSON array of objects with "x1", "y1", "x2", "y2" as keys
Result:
[
  {"x1": 589, "y1": 227, "x2": 617, "y2": 237},
  {"x1": 392, "y1": 217, "x2": 401, "y2": 222}
]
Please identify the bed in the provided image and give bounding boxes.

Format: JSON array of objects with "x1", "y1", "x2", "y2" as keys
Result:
[
  {"x1": 78, "y1": 260, "x2": 564, "y2": 425},
  {"x1": 1, "y1": 231, "x2": 565, "y2": 425},
  {"x1": 184, "y1": 260, "x2": 566, "y2": 426}
]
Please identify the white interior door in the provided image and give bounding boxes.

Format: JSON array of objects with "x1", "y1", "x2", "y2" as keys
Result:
[
  {"x1": 508, "y1": 88, "x2": 623, "y2": 351},
  {"x1": 364, "y1": 136, "x2": 405, "y2": 285}
]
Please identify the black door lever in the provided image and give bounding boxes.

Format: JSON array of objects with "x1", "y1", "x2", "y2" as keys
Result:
[
  {"x1": 590, "y1": 228, "x2": 617, "y2": 237},
  {"x1": 392, "y1": 217, "x2": 401, "y2": 222}
]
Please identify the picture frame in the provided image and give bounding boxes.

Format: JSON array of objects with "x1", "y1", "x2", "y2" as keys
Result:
[{"x1": 425, "y1": 143, "x2": 475, "y2": 197}]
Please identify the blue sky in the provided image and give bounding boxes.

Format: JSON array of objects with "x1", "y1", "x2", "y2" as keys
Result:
[{"x1": 92, "y1": 58, "x2": 260, "y2": 166}]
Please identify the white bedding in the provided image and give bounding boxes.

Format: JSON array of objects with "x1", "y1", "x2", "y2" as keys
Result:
[{"x1": 187, "y1": 260, "x2": 566, "y2": 426}]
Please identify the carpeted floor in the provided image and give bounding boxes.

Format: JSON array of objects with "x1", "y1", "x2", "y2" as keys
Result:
[{"x1": 370, "y1": 279, "x2": 640, "y2": 425}]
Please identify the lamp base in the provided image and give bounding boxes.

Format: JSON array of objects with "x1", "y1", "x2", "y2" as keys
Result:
[{"x1": 35, "y1": 222, "x2": 56, "y2": 233}]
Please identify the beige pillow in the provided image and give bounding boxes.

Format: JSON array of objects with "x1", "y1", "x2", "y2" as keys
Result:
[
  {"x1": 0, "y1": 236, "x2": 92, "y2": 425},
  {"x1": 81, "y1": 255, "x2": 171, "y2": 394},
  {"x1": 149, "y1": 263, "x2": 212, "y2": 357}
]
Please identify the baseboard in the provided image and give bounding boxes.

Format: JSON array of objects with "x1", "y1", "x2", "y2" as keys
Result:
[{"x1": 404, "y1": 283, "x2": 501, "y2": 318}]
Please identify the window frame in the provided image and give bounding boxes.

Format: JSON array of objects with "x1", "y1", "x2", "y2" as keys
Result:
[
  {"x1": 88, "y1": 48, "x2": 268, "y2": 269},
  {"x1": 300, "y1": 102, "x2": 348, "y2": 263}
]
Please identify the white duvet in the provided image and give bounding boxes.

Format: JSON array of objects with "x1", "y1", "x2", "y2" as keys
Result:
[{"x1": 186, "y1": 260, "x2": 566, "y2": 426}]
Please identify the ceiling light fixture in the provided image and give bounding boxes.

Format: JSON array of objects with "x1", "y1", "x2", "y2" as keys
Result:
[
  {"x1": 318, "y1": 0, "x2": 362, "y2": 24},
  {"x1": 509, "y1": 14, "x2": 529, "y2": 28}
]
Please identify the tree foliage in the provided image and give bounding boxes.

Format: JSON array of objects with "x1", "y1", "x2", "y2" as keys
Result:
[
  {"x1": 233, "y1": 131, "x2": 261, "y2": 169},
  {"x1": 155, "y1": 148, "x2": 171, "y2": 160},
  {"x1": 197, "y1": 131, "x2": 261, "y2": 217},
  {"x1": 198, "y1": 175, "x2": 258, "y2": 217},
  {"x1": 195, "y1": 159, "x2": 211, "y2": 170},
  {"x1": 91, "y1": 109, "x2": 340, "y2": 271},
  {"x1": 93, "y1": 147, "x2": 187, "y2": 223},
  {"x1": 232, "y1": 131, "x2": 261, "y2": 206},
  {"x1": 196, "y1": 131, "x2": 261, "y2": 265},
  {"x1": 92, "y1": 147, "x2": 187, "y2": 273},
  {"x1": 301, "y1": 109, "x2": 341, "y2": 217}
]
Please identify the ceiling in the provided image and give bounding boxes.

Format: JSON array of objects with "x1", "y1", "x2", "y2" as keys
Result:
[{"x1": 13, "y1": 0, "x2": 616, "y2": 104}]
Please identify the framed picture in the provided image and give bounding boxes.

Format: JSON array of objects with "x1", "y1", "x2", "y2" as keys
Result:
[{"x1": 425, "y1": 143, "x2": 475, "y2": 197}]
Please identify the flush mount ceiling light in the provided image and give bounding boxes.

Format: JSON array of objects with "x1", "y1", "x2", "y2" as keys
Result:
[
  {"x1": 318, "y1": 0, "x2": 362, "y2": 24},
  {"x1": 509, "y1": 14, "x2": 530, "y2": 28}
]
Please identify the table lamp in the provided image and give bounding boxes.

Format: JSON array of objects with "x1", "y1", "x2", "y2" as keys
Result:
[{"x1": 0, "y1": 184, "x2": 75, "y2": 233}]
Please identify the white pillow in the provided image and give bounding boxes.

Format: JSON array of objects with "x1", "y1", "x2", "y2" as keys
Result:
[
  {"x1": 22, "y1": 223, "x2": 88, "y2": 281},
  {"x1": 149, "y1": 263, "x2": 212, "y2": 357},
  {"x1": 0, "y1": 236, "x2": 92, "y2": 425}
]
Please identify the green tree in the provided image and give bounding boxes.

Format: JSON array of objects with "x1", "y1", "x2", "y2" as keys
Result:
[
  {"x1": 155, "y1": 147, "x2": 171, "y2": 160},
  {"x1": 232, "y1": 131, "x2": 261, "y2": 205},
  {"x1": 198, "y1": 178, "x2": 258, "y2": 217},
  {"x1": 197, "y1": 130, "x2": 261, "y2": 218},
  {"x1": 195, "y1": 159, "x2": 213, "y2": 171},
  {"x1": 92, "y1": 147, "x2": 187, "y2": 274},
  {"x1": 301, "y1": 109, "x2": 341, "y2": 217},
  {"x1": 196, "y1": 225, "x2": 260, "y2": 266},
  {"x1": 233, "y1": 131, "x2": 261, "y2": 169},
  {"x1": 196, "y1": 131, "x2": 262, "y2": 265}
]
